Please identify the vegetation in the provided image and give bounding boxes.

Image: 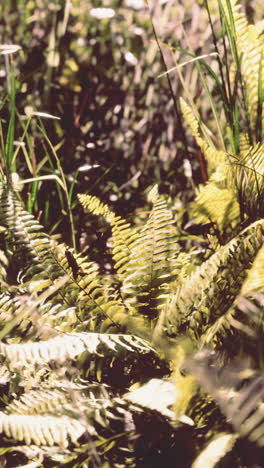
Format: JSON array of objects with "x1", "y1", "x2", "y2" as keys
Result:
[{"x1": 0, "y1": 0, "x2": 264, "y2": 466}]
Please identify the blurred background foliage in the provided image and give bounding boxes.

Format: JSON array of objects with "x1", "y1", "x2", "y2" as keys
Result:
[{"x1": 0, "y1": 0, "x2": 263, "y2": 255}]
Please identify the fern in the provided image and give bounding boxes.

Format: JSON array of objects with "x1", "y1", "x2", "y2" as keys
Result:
[
  {"x1": 200, "y1": 243, "x2": 264, "y2": 349},
  {"x1": 0, "y1": 412, "x2": 86, "y2": 447},
  {"x1": 164, "y1": 219, "x2": 264, "y2": 339},
  {"x1": 187, "y1": 350, "x2": 264, "y2": 448},
  {"x1": 5, "y1": 381, "x2": 113, "y2": 415},
  {"x1": 0, "y1": 332, "x2": 156, "y2": 368},
  {"x1": 1, "y1": 176, "x2": 264, "y2": 465},
  {"x1": 192, "y1": 433, "x2": 238, "y2": 468},
  {"x1": 121, "y1": 186, "x2": 180, "y2": 318},
  {"x1": 232, "y1": 143, "x2": 264, "y2": 219},
  {"x1": 180, "y1": 97, "x2": 227, "y2": 173},
  {"x1": 79, "y1": 186, "x2": 180, "y2": 319},
  {"x1": 191, "y1": 180, "x2": 240, "y2": 232},
  {"x1": 3, "y1": 0, "x2": 264, "y2": 465},
  {"x1": 78, "y1": 193, "x2": 139, "y2": 279}
]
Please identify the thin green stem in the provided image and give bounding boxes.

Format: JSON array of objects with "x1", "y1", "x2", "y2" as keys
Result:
[
  {"x1": 37, "y1": 120, "x2": 76, "y2": 250},
  {"x1": 147, "y1": 4, "x2": 189, "y2": 155}
]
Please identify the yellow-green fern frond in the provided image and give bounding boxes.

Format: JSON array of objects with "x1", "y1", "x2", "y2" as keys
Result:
[
  {"x1": 0, "y1": 188, "x2": 148, "y2": 337},
  {"x1": 180, "y1": 98, "x2": 227, "y2": 173},
  {"x1": 239, "y1": 132, "x2": 251, "y2": 157},
  {"x1": 121, "y1": 185, "x2": 180, "y2": 319},
  {"x1": 232, "y1": 143, "x2": 264, "y2": 218},
  {"x1": 241, "y1": 244, "x2": 264, "y2": 295},
  {"x1": 6, "y1": 378, "x2": 184, "y2": 424},
  {"x1": 0, "y1": 185, "x2": 52, "y2": 282},
  {"x1": 79, "y1": 188, "x2": 180, "y2": 320},
  {"x1": 199, "y1": 307, "x2": 237, "y2": 348},
  {"x1": 201, "y1": 243, "x2": 264, "y2": 349},
  {"x1": 0, "y1": 292, "x2": 22, "y2": 325},
  {"x1": 164, "y1": 219, "x2": 264, "y2": 339},
  {"x1": 188, "y1": 350, "x2": 264, "y2": 448},
  {"x1": 198, "y1": 276, "x2": 264, "y2": 349},
  {"x1": 0, "y1": 384, "x2": 192, "y2": 466},
  {"x1": 24, "y1": 241, "x2": 137, "y2": 335},
  {"x1": 78, "y1": 193, "x2": 139, "y2": 279},
  {"x1": 191, "y1": 181, "x2": 240, "y2": 231}
]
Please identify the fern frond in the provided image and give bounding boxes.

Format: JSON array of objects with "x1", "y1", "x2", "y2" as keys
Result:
[
  {"x1": 38, "y1": 301, "x2": 77, "y2": 333},
  {"x1": 0, "y1": 384, "x2": 194, "y2": 467},
  {"x1": 188, "y1": 350, "x2": 264, "y2": 448},
  {"x1": 199, "y1": 247, "x2": 264, "y2": 347},
  {"x1": 0, "y1": 187, "x2": 149, "y2": 337},
  {"x1": 125, "y1": 378, "x2": 187, "y2": 421},
  {"x1": 121, "y1": 185, "x2": 180, "y2": 318},
  {"x1": 0, "y1": 411, "x2": 86, "y2": 447},
  {"x1": 191, "y1": 180, "x2": 240, "y2": 230},
  {"x1": 241, "y1": 243, "x2": 264, "y2": 295},
  {"x1": 78, "y1": 193, "x2": 139, "y2": 278},
  {"x1": 79, "y1": 188, "x2": 180, "y2": 320},
  {"x1": 6, "y1": 381, "x2": 113, "y2": 416},
  {"x1": 231, "y1": 143, "x2": 264, "y2": 218},
  {"x1": 0, "y1": 185, "x2": 52, "y2": 282},
  {"x1": 239, "y1": 132, "x2": 251, "y2": 157},
  {"x1": 164, "y1": 219, "x2": 264, "y2": 339},
  {"x1": 0, "y1": 291, "x2": 22, "y2": 323},
  {"x1": 6, "y1": 377, "x2": 184, "y2": 426},
  {"x1": 197, "y1": 291, "x2": 264, "y2": 355},
  {"x1": 0, "y1": 332, "x2": 155, "y2": 368},
  {"x1": 0, "y1": 186, "x2": 115, "y2": 329},
  {"x1": 199, "y1": 307, "x2": 238, "y2": 349},
  {"x1": 201, "y1": 242, "x2": 264, "y2": 347},
  {"x1": 180, "y1": 98, "x2": 227, "y2": 173},
  {"x1": 6, "y1": 389, "x2": 68, "y2": 416},
  {"x1": 192, "y1": 433, "x2": 238, "y2": 468}
]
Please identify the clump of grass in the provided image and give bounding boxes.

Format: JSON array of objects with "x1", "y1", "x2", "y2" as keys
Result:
[{"x1": 0, "y1": 46, "x2": 77, "y2": 249}]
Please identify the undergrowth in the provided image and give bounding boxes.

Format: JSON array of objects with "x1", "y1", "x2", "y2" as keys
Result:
[{"x1": 0, "y1": 1, "x2": 264, "y2": 467}]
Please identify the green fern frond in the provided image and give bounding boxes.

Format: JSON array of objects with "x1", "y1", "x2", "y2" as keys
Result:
[
  {"x1": 164, "y1": 219, "x2": 264, "y2": 339},
  {"x1": 6, "y1": 378, "x2": 183, "y2": 426},
  {"x1": 0, "y1": 384, "x2": 192, "y2": 467},
  {"x1": 0, "y1": 291, "x2": 21, "y2": 322},
  {"x1": 180, "y1": 99, "x2": 241, "y2": 232},
  {"x1": 0, "y1": 187, "x2": 147, "y2": 337},
  {"x1": 41, "y1": 244, "x2": 137, "y2": 334},
  {"x1": 125, "y1": 377, "x2": 184, "y2": 421},
  {"x1": 39, "y1": 301, "x2": 77, "y2": 332}
]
